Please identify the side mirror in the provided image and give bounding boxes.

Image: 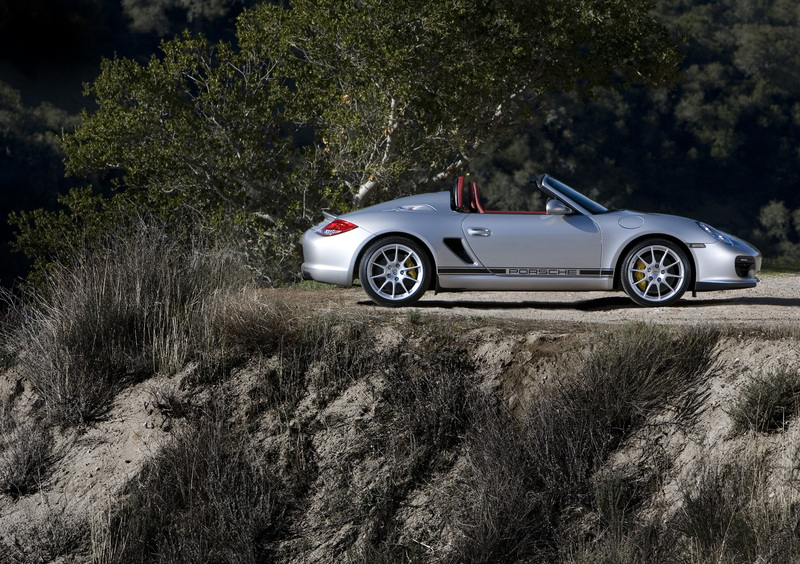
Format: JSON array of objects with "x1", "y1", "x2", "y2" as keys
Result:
[{"x1": 546, "y1": 200, "x2": 572, "y2": 215}]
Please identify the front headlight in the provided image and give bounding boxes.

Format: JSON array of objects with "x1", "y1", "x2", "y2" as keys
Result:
[{"x1": 697, "y1": 222, "x2": 733, "y2": 245}]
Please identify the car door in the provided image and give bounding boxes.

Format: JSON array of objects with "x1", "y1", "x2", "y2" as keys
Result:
[{"x1": 460, "y1": 212, "x2": 604, "y2": 284}]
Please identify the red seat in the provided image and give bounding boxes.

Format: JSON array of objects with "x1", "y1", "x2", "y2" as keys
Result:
[
  {"x1": 455, "y1": 178, "x2": 546, "y2": 214},
  {"x1": 468, "y1": 182, "x2": 485, "y2": 213},
  {"x1": 454, "y1": 176, "x2": 469, "y2": 212}
]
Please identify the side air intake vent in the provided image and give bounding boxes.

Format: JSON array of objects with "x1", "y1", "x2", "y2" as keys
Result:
[
  {"x1": 735, "y1": 256, "x2": 756, "y2": 278},
  {"x1": 443, "y1": 238, "x2": 473, "y2": 264}
]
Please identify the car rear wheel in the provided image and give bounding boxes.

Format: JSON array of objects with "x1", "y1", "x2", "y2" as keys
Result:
[
  {"x1": 621, "y1": 239, "x2": 691, "y2": 307},
  {"x1": 360, "y1": 237, "x2": 431, "y2": 307}
]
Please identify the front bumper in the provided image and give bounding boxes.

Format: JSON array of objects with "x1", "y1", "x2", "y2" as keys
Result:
[{"x1": 691, "y1": 240, "x2": 761, "y2": 292}]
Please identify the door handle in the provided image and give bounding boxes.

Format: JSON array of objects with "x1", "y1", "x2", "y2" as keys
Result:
[{"x1": 467, "y1": 227, "x2": 492, "y2": 237}]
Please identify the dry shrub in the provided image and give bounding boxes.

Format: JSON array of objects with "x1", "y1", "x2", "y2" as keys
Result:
[
  {"x1": 11, "y1": 225, "x2": 250, "y2": 424},
  {"x1": 0, "y1": 289, "x2": 20, "y2": 371},
  {"x1": 448, "y1": 394, "x2": 593, "y2": 563},
  {"x1": 1, "y1": 496, "x2": 89, "y2": 563},
  {"x1": 569, "y1": 323, "x2": 720, "y2": 449},
  {"x1": 447, "y1": 323, "x2": 720, "y2": 563},
  {"x1": 673, "y1": 451, "x2": 800, "y2": 562},
  {"x1": 382, "y1": 328, "x2": 476, "y2": 469},
  {"x1": 307, "y1": 325, "x2": 479, "y2": 556},
  {"x1": 199, "y1": 290, "x2": 377, "y2": 418},
  {"x1": 0, "y1": 413, "x2": 54, "y2": 497},
  {"x1": 357, "y1": 329, "x2": 477, "y2": 545},
  {"x1": 98, "y1": 401, "x2": 286, "y2": 564},
  {"x1": 728, "y1": 368, "x2": 800, "y2": 434},
  {"x1": 192, "y1": 289, "x2": 299, "y2": 381}
]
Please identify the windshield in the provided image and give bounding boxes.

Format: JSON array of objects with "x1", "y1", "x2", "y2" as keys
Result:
[{"x1": 542, "y1": 176, "x2": 609, "y2": 215}]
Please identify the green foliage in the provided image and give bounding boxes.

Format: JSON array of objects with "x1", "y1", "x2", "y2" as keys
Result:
[
  {"x1": 8, "y1": 187, "x2": 138, "y2": 289},
  {"x1": 63, "y1": 32, "x2": 296, "y2": 214},
  {"x1": 234, "y1": 0, "x2": 681, "y2": 205},
  {"x1": 0, "y1": 81, "x2": 81, "y2": 285},
  {"x1": 472, "y1": 0, "x2": 800, "y2": 244},
  {"x1": 122, "y1": 0, "x2": 249, "y2": 35},
  {"x1": 662, "y1": 0, "x2": 800, "y2": 159},
  {"x1": 756, "y1": 200, "x2": 800, "y2": 268},
  {"x1": 760, "y1": 200, "x2": 794, "y2": 242},
  {"x1": 0, "y1": 82, "x2": 77, "y2": 179}
]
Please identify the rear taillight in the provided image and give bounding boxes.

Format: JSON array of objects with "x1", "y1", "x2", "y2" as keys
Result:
[{"x1": 316, "y1": 219, "x2": 358, "y2": 236}]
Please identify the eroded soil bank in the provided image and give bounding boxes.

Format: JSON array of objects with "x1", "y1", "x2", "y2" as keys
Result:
[{"x1": 1, "y1": 274, "x2": 799, "y2": 562}]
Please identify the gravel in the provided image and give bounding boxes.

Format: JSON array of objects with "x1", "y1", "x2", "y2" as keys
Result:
[{"x1": 274, "y1": 273, "x2": 800, "y2": 330}]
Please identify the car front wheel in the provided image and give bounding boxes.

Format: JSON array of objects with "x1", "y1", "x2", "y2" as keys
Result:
[
  {"x1": 359, "y1": 237, "x2": 431, "y2": 307},
  {"x1": 621, "y1": 239, "x2": 691, "y2": 307}
]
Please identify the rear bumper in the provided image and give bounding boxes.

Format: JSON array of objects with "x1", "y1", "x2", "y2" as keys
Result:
[{"x1": 300, "y1": 226, "x2": 372, "y2": 286}]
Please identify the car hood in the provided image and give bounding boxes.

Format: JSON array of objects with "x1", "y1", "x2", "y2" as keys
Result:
[{"x1": 601, "y1": 209, "x2": 754, "y2": 248}]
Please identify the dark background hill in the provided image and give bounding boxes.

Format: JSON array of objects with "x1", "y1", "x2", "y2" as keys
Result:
[
  {"x1": 0, "y1": 0, "x2": 256, "y2": 287},
  {"x1": 2, "y1": 0, "x2": 800, "y2": 288}
]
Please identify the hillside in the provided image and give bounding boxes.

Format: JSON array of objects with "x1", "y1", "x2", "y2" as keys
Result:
[{"x1": 1, "y1": 275, "x2": 800, "y2": 562}]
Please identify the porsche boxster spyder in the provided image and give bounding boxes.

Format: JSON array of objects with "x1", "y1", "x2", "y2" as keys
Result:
[{"x1": 300, "y1": 175, "x2": 761, "y2": 307}]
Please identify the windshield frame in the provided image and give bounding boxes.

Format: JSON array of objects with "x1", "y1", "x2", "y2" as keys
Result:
[{"x1": 540, "y1": 175, "x2": 609, "y2": 215}]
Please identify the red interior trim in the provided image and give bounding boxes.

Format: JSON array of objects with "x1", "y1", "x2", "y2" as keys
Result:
[{"x1": 483, "y1": 210, "x2": 547, "y2": 215}]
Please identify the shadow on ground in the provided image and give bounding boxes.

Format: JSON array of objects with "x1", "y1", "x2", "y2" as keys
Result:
[{"x1": 358, "y1": 295, "x2": 800, "y2": 312}]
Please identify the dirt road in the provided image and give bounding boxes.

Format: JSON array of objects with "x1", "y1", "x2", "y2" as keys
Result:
[{"x1": 274, "y1": 273, "x2": 800, "y2": 330}]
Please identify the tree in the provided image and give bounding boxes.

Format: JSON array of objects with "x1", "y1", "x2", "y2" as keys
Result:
[
  {"x1": 55, "y1": 0, "x2": 680, "y2": 279},
  {"x1": 759, "y1": 200, "x2": 792, "y2": 242},
  {"x1": 241, "y1": 0, "x2": 681, "y2": 205},
  {"x1": 756, "y1": 199, "x2": 800, "y2": 266}
]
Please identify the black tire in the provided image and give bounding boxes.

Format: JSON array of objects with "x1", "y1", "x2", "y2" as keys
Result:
[
  {"x1": 359, "y1": 237, "x2": 431, "y2": 307},
  {"x1": 620, "y1": 239, "x2": 691, "y2": 307}
]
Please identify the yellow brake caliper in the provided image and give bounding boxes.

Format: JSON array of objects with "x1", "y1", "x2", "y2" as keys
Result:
[
  {"x1": 405, "y1": 257, "x2": 418, "y2": 280},
  {"x1": 634, "y1": 259, "x2": 647, "y2": 291}
]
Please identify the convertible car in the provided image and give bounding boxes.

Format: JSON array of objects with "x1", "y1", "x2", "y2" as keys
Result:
[{"x1": 301, "y1": 175, "x2": 761, "y2": 307}]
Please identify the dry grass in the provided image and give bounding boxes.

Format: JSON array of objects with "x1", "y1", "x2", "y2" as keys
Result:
[
  {"x1": 445, "y1": 323, "x2": 721, "y2": 563},
  {"x1": 8, "y1": 225, "x2": 250, "y2": 424},
  {"x1": 0, "y1": 412, "x2": 54, "y2": 498},
  {"x1": 96, "y1": 400, "x2": 286, "y2": 564},
  {"x1": 672, "y1": 450, "x2": 800, "y2": 562},
  {"x1": 728, "y1": 368, "x2": 800, "y2": 434},
  {"x1": 2, "y1": 496, "x2": 89, "y2": 563}
]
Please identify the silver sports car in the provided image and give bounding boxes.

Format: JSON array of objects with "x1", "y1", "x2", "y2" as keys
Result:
[{"x1": 301, "y1": 175, "x2": 761, "y2": 307}]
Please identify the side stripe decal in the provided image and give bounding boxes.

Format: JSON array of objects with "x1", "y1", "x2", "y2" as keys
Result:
[{"x1": 438, "y1": 267, "x2": 613, "y2": 277}]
